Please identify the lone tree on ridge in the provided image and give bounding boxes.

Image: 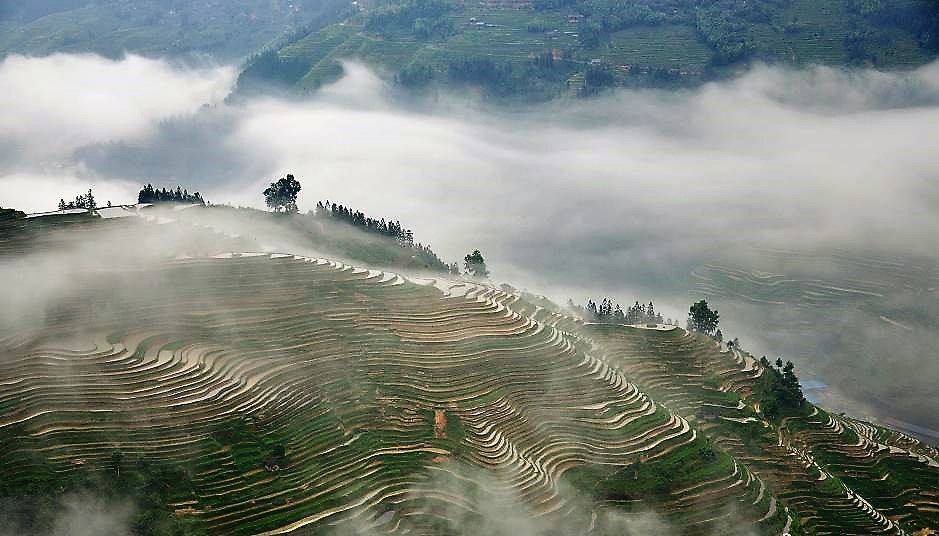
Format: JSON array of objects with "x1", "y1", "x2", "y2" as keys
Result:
[
  {"x1": 688, "y1": 299, "x2": 719, "y2": 335},
  {"x1": 264, "y1": 174, "x2": 302, "y2": 214},
  {"x1": 463, "y1": 249, "x2": 489, "y2": 279}
]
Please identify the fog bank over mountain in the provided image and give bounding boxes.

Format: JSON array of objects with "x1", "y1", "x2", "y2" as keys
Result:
[
  {"x1": 1, "y1": 53, "x2": 938, "y2": 432},
  {"x1": 2, "y1": 56, "x2": 937, "y2": 270}
]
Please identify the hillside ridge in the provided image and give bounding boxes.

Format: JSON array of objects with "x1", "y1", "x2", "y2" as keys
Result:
[{"x1": 0, "y1": 207, "x2": 937, "y2": 535}]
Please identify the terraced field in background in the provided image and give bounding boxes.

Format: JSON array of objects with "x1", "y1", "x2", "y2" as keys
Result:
[
  {"x1": 0, "y1": 209, "x2": 937, "y2": 535},
  {"x1": 264, "y1": 0, "x2": 937, "y2": 95},
  {"x1": 686, "y1": 248, "x2": 939, "y2": 438},
  {"x1": 689, "y1": 249, "x2": 939, "y2": 313}
]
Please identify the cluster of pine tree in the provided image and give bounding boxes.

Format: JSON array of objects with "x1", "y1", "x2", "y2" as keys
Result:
[
  {"x1": 58, "y1": 189, "x2": 96, "y2": 211},
  {"x1": 138, "y1": 184, "x2": 205, "y2": 205},
  {"x1": 687, "y1": 299, "x2": 720, "y2": 335},
  {"x1": 757, "y1": 357, "x2": 805, "y2": 421},
  {"x1": 316, "y1": 201, "x2": 413, "y2": 244},
  {"x1": 314, "y1": 201, "x2": 450, "y2": 273},
  {"x1": 579, "y1": 298, "x2": 667, "y2": 325}
]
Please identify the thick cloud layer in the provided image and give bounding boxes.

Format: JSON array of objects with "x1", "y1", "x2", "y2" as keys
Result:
[
  {"x1": 1, "y1": 53, "x2": 938, "y2": 432},
  {"x1": 0, "y1": 54, "x2": 235, "y2": 207},
  {"x1": 2, "y1": 56, "x2": 937, "y2": 272}
]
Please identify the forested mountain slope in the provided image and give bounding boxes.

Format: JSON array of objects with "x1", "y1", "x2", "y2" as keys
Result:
[
  {"x1": 236, "y1": 0, "x2": 939, "y2": 98},
  {"x1": 2, "y1": 0, "x2": 937, "y2": 98}
]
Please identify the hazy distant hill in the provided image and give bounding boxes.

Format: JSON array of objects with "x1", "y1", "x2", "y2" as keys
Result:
[
  {"x1": 0, "y1": 0, "x2": 349, "y2": 60},
  {"x1": 236, "y1": 0, "x2": 939, "y2": 98}
]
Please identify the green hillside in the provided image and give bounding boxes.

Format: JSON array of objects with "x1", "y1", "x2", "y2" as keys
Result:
[
  {"x1": 0, "y1": 0, "x2": 349, "y2": 60},
  {"x1": 236, "y1": 0, "x2": 939, "y2": 98},
  {"x1": 3, "y1": 0, "x2": 937, "y2": 98},
  {"x1": 0, "y1": 206, "x2": 937, "y2": 535}
]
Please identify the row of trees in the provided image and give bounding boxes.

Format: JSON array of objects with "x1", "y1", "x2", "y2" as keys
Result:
[
  {"x1": 580, "y1": 298, "x2": 668, "y2": 325},
  {"x1": 51, "y1": 175, "x2": 494, "y2": 280},
  {"x1": 574, "y1": 297, "x2": 722, "y2": 330},
  {"x1": 572, "y1": 297, "x2": 721, "y2": 334},
  {"x1": 58, "y1": 189, "x2": 97, "y2": 211},
  {"x1": 316, "y1": 201, "x2": 495, "y2": 279},
  {"x1": 315, "y1": 201, "x2": 414, "y2": 245},
  {"x1": 313, "y1": 198, "x2": 455, "y2": 274},
  {"x1": 138, "y1": 184, "x2": 206, "y2": 205},
  {"x1": 56, "y1": 183, "x2": 206, "y2": 211},
  {"x1": 264, "y1": 174, "x2": 493, "y2": 278}
]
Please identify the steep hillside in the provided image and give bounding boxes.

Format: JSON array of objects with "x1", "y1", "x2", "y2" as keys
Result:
[
  {"x1": 685, "y1": 248, "x2": 939, "y2": 437},
  {"x1": 236, "y1": 0, "x2": 939, "y2": 98},
  {"x1": 0, "y1": 207, "x2": 936, "y2": 535},
  {"x1": 0, "y1": 0, "x2": 348, "y2": 60}
]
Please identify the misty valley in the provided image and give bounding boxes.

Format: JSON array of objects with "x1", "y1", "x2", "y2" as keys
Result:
[{"x1": 1, "y1": 1, "x2": 939, "y2": 535}]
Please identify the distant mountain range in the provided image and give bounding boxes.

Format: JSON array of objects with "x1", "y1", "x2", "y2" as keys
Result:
[{"x1": 2, "y1": 0, "x2": 938, "y2": 98}]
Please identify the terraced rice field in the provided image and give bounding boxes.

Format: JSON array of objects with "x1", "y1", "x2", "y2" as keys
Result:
[
  {"x1": 264, "y1": 0, "x2": 938, "y2": 95},
  {"x1": 0, "y1": 211, "x2": 936, "y2": 535},
  {"x1": 589, "y1": 326, "x2": 939, "y2": 535},
  {"x1": 603, "y1": 25, "x2": 712, "y2": 68},
  {"x1": 686, "y1": 247, "x2": 939, "y2": 438}
]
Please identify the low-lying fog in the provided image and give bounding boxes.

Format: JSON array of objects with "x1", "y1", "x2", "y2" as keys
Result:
[{"x1": 1, "y1": 53, "x2": 938, "y2": 435}]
